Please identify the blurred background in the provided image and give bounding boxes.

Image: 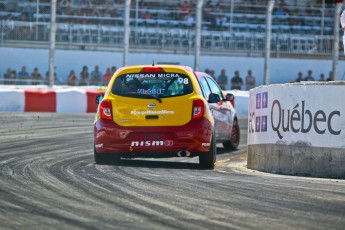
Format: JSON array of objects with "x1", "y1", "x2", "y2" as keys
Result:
[{"x1": 0, "y1": 0, "x2": 344, "y2": 89}]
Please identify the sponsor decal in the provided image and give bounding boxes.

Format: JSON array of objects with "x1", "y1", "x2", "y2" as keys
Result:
[
  {"x1": 131, "y1": 110, "x2": 174, "y2": 115},
  {"x1": 131, "y1": 140, "x2": 174, "y2": 147},
  {"x1": 249, "y1": 92, "x2": 269, "y2": 134},
  {"x1": 148, "y1": 102, "x2": 156, "y2": 110},
  {"x1": 137, "y1": 88, "x2": 166, "y2": 95},
  {"x1": 117, "y1": 119, "x2": 130, "y2": 123},
  {"x1": 126, "y1": 73, "x2": 180, "y2": 79},
  {"x1": 95, "y1": 143, "x2": 103, "y2": 148},
  {"x1": 202, "y1": 143, "x2": 211, "y2": 147}
]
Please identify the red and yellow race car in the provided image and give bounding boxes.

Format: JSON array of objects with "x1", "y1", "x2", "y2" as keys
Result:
[{"x1": 94, "y1": 65, "x2": 239, "y2": 169}]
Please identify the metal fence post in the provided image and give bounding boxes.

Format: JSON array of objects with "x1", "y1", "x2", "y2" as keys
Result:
[
  {"x1": 194, "y1": 0, "x2": 203, "y2": 71},
  {"x1": 123, "y1": 0, "x2": 131, "y2": 67},
  {"x1": 263, "y1": 0, "x2": 275, "y2": 85},
  {"x1": 332, "y1": 2, "x2": 342, "y2": 81},
  {"x1": 48, "y1": 0, "x2": 57, "y2": 86}
]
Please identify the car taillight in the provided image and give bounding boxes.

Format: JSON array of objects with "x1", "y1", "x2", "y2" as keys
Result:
[
  {"x1": 192, "y1": 99, "x2": 205, "y2": 119},
  {"x1": 100, "y1": 100, "x2": 112, "y2": 120},
  {"x1": 229, "y1": 96, "x2": 235, "y2": 107},
  {"x1": 140, "y1": 67, "x2": 165, "y2": 73}
]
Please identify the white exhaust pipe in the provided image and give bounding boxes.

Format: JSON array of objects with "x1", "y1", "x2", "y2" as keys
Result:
[{"x1": 177, "y1": 150, "x2": 191, "y2": 157}]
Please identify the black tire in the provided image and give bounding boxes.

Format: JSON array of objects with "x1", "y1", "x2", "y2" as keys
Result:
[
  {"x1": 223, "y1": 119, "x2": 240, "y2": 150},
  {"x1": 94, "y1": 146, "x2": 120, "y2": 165},
  {"x1": 199, "y1": 132, "x2": 216, "y2": 169}
]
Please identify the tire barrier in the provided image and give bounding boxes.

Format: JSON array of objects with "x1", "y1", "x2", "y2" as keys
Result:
[
  {"x1": 0, "y1": 88, "x2": 104, "y2": 113},
  {"x1": 247, "y1": 81, "x2": 345, "y2": 178}
]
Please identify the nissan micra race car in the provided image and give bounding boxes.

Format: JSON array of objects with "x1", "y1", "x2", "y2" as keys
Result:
[{"x1": 94, "y1": 65, "x2": 240, "y2": 169}]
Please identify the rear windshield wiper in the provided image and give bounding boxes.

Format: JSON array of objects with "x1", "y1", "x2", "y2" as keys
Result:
[{"x1": 124, "y1": 92, "x2": 162, "y2": 103}]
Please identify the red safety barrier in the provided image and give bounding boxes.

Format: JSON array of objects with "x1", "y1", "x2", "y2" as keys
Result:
[
  {"x1": 24, "y1": 90, "x2": 57, "y2": 112},
  {"x1": 86, "y1": 90, "x2": 104, "y2": 113}
]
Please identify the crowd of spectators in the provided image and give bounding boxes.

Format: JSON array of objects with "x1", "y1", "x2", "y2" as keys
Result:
[
  {"x1": 0, "y1": 65, "x2": 338, "y2": 88},
  {"x1": 206, "y1": 68, "x2": 256, "y2": 90},
  {"x1": 1, "y1": 65, "x2": 117, "y2": 86},
  {"x1": 294, "y1": 69, "x2": 334, "y2": 82},
  {"x1": 0, "y1": 0, "x2": 336, "y2": 32}
]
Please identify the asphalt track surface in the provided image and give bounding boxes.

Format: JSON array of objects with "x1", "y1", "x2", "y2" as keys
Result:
[{"x1": 0, "y1": 113, "x2": 344, "y2": 230}]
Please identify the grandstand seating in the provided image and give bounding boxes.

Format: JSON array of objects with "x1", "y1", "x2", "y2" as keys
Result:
[{"x1": 0, "y1": 0, "x2": 342, "y2": 55}]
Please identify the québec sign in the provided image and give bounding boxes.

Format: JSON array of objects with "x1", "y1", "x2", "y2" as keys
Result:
[
  {"x1": 271, "y1": 100, "x2": 341, "y2": 139},
  {"x1": 248, "y1": 85, "x2": 345, "y2": 148}
]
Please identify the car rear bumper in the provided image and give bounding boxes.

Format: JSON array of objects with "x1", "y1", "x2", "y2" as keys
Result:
[{"x1": 94, "y1": 117, "x2": 213, "y2": 156}]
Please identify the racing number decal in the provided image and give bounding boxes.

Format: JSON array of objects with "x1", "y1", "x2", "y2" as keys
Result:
[{"x1": 178, "y1": 78, "x2": 189, "y2": 85}]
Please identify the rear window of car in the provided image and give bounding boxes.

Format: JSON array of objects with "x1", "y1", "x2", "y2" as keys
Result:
[{"x1": 112, "y1": 72, "x2": 193, "y2": 98}]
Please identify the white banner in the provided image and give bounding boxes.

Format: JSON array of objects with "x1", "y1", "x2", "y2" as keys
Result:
[{"x1": 248, "y1": 84, "x2": 345, "y2": 148}]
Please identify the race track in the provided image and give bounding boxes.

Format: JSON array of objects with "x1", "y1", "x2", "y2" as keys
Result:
[{"x1": 0, "y1": 113, "x2": 344, "y2": 230}]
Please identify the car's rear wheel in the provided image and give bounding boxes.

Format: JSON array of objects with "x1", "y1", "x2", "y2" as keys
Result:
[
  {"x1": 223, "y1": 119, "x2": 240, "y2": 150},
  {"x1": 199, "y1": 132, "x2": 216, "y2": 169},
  {"x1": 94, "y1": 146, "x2": 120, "y2": 165}
]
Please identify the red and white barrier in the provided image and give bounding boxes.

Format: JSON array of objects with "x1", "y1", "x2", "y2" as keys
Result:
[
  {"x1": 0, "y1": 88, "x2": 104, "y2": 113},
  {"x1": 0, "y1": 86, "x2": 249, "y2": 115}
]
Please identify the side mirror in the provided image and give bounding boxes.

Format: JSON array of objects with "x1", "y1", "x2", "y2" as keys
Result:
[
  {"x1": 208, "y1": 93, "x2": 221, "y2": 103},
  {"x1": 225, "y1": 93, "x2": 235, "y2": 107},
  {"x1": 96, "y1": 94, "x2": 104, "y2": 104}
]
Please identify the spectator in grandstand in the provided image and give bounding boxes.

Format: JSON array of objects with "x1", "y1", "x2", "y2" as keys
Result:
[
  {"x1": 64, "y1": 3, "x2": 74, "y2": 16},
  {"x1": 274, "y1": 7, "x2": 288, "y2": 17},
  {"x1": 212, "y1": 4, "x2": 227, "y2": 30},
  {"x1": 209, "y1": 70, "x2": 216, "y2": 80},
  {"x1": 19, "y1": 12, "x2": 34, "y2": 39},
  {"x1": 295, "y1": 72, "x2": 303, "y2": 82},
  {"x1": 327, "y1": 70, "x2": 333, "y2": 81},
  {"x1": 245, "y1": 70, "x2": 256, "y2": 90},
  {"x1": 60, "y1": 0, "x2": 71, "y2": 7},
  {"x1": 179, "y1": 1, "x2": 191, "y2": 19},
  {"x1": 110, "y1": 8, "x2": 122, "y2": 18},
  {"x1": 213, "y1": 14, "x2": 227, "y2": 30},
  {"x1": 319, "y1": 73, "x2": 326, "y2": 81},
  {"x1": 79, "y1": 65, "x2": 90, "y2": 86},
  {"x1": 90, "y1": 5, "x2": 101, "y2": 17},
  {"x1": 288, "y1": 8, "x2": 303, "y2": 26},
  {"x1": 203, "y1": 1, "x2": 213, "y2": 23},
  {"x1": 304, "y1": 70, "x2": 314, "y2": 81},
  {"x1": 111, "y1": 66, "x2": 117, "y2": 75},
  {"x1": 5, "y1": 0, "x2": 18, "y2": 12},
  {"x1": 102, "y1": 0, "x2": 112, "y2": 8},
  {"x1": 217, "y1": 69, "x2": 228, "y2": 90},
  {"x1": 103, "y1": 7, "x2": 111, "y2": 18},
  {"x1": 304, "y1": 2, "x2": 313, "y2": 16},
  {"x1": 9, "y1": 70, "x2": 17, "y2": 85},
  {"x1": 67, "y1": 70, "x2": 78, "y2": 86},
  {"x1": 140, "y1": 10, "x2": 151, "y2": 20},
  {"x1": 103, "y1": 67, "x2": 113, "y2": 85},
  {"x1": 17, "y1": 66, "x2": 29, "y2": 85},
  {"x1": 90, "y1": 65, "x2": 102, "y2": 85},
  {"x1": 31, "y1": 67, "x2": 43, "y2": 85},
  {"x1": 204, "y1": 68, "x2": 210, "y2": 75},
  {"x1": 74, "y1": 7, "x2": 87, "y2": 24},
  {"x1": 184, "y1": 12, "x2": 195, "y2": 27},
  {"x1": 3, "y1": 68, "x2": 13, "y2": 85},
  {"x1": 230, "y1": 70, "x2": 243, "y2": 90},
  {"x1": 5, "y1": 14, "x2": 15, "y2": 31},
  {"x1": 45, "y1": 70, "x2": 59, "y2": 85}
]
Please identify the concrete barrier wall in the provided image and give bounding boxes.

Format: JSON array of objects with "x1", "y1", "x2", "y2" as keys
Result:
[{"x1": 247, "y1": 82, "x2": 345, "y2": 178}]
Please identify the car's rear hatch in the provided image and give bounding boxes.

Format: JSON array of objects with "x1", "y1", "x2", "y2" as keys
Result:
[{"x1": 110, "y1": 66, "x2": 197, "y2": 127}]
